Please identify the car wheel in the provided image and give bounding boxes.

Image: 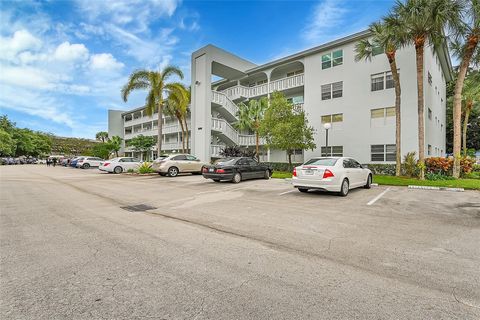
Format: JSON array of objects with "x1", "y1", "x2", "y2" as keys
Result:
[
  {"x1": 168, "y1": 166, "x2": 179, "y2": 177},
  {"x1": 364, "y1": 174, "x2": 372, "y2": 189},
  {"x1": 232, "y1": 172, "x2": 242, "y2": 184},
  {"x1": 298, "y1": 188, "x2": 308, "y2": 193},
  {"x1": 82, "y1": 163, "x2": 90, "y2": 169},
  {"x1": 339, "y1": 179, "x2": 349, "y2": 197},
  {"x1": 113, "y1": 166, "x2": 123, "y2": 174},
  {"x1": 264, "y1": 170, "x2": 270, "y2": 179}
]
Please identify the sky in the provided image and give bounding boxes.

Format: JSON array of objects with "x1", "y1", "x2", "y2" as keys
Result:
[{"x1": 0, "y1": 0, "x2": 396, "y2": 138}]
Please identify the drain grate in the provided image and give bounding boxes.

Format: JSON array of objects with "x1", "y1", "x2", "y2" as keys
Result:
[{"x1": 121, "y1": 204, "x2": 157, "y2": 212}]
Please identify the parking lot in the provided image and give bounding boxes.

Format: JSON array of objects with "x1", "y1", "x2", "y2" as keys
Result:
[{"x1": 1, "y1": 165, "x2": 480, "y2": 319}]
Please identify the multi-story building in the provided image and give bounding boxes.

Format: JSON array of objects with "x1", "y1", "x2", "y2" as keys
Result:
[{"x1": 109, "y1": 30, "x2": 452, "y2": 163}]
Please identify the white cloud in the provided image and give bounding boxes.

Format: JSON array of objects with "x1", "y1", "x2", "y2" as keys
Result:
[
  {"x1": 303, "y1": 0, "x2": 348, "y2": 43},
  {"x1": 53, "y1": 41, "x2": 89, "y2": 62},
  {"x1": 89, "y1": 53, "x2": 124, "y2": 71},
  {"x1": 0, "y1": 29, "x2": 42, "y2": 61}
]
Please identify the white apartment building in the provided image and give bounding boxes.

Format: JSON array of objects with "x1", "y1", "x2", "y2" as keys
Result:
[{"x1": 109, "y1": 30, "x2": 452, "y2": 163}]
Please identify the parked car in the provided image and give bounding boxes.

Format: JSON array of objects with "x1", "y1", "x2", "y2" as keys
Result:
[
  {"x1": 77, "y1": 157, "x2": 104, "y2": 169},
  {"x1": 202, "y1": 157, "x2": 271, "y2": 183},
  {"x1": 151, "y1": 154, "x2": 209, "y2": 177},
  {"x1": 99, "y1": 157, "x2": 142, "y2": 174},
  {"x1": 69, "y1": 157, "x2": 84, "y2": 168},
  {"x1": 292, "y1": 157, "x2": 372, "y2": 196}
]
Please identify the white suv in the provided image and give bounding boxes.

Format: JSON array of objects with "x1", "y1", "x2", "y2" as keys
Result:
[{"x1": 77, "y1": 157, "x2": 104, "y2": 169}]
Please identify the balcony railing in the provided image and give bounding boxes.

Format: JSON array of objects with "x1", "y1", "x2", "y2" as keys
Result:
[
  {"x1": 211, "y1": 91, "x2": 239, "y2": 117},
  {"x1": 219, "y1": 74, "x2": 304, "y2": 100},
  {"x1": 211, "y1": 118, "x2": 239, "y2": 144},
  {"x1": 211, "y1": 145, "x2": 224, "y2": 157}
]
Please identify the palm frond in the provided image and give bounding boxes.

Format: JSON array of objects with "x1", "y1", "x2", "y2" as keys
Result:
[{"x1": 161, "y1": 66, "x2": 184, "y2": 82}]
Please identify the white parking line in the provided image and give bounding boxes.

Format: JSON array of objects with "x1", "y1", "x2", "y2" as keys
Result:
[
  {"x1": 367, "y1": 187, "x2": 391, "y2": 206},
  {"x1": 278, "y1": 189, "x2": 296, "y2": 196}
]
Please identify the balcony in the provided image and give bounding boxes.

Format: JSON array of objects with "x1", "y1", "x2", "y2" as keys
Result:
[{"x1": 219, "y1": 74, "x2": 304, "y2": 100}]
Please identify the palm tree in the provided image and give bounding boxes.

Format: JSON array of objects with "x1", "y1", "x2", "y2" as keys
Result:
[
  {"x1": 95, "y1": 131, "x2": 108, "y2": 143},
  {"x1": 164, "y1": 83, "x2": 190, "y2": 153},
  {"x1": 235, "y1": 98, "x2": 268, "y2": 159},
  {"x1": 450, "y1": 0, "x2": 479, "y2": 177},
  {"x1": 121, "y1": 66, "x2": 184, "y2": 157},
  {"x1": 461, "y1": 71, "x2": 480, "y2": 155},
  {"x1": 394, "y1": 0, "x2": 463, "y2": 179},
  {"x1": 355, "y1": 17, "x2": 403, "y2": 176},
  {"x1": 109, "y1": 135, "x2": 122, "y2": 157}
]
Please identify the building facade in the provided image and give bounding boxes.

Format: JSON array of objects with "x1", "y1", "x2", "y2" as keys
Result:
[{"x1": 109, "y1": 30, "x2": 452, "y2": 163}]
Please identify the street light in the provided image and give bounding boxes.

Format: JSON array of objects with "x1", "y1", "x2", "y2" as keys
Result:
[{"x1": 324, "y1": 122, "x2": 331, "y2": 156}]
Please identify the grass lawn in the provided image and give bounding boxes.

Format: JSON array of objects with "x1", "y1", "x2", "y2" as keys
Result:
[
  {"x1": 373, "y1": 175, "x2": 480, "y2": 190},
  {"x1": 272, "y1": 171, "x2": 292, "y2": 179}
]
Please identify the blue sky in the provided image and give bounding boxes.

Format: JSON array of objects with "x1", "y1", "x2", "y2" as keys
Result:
[{"x1": 0, "y1": 0, "x2": 395, "y2": 138}]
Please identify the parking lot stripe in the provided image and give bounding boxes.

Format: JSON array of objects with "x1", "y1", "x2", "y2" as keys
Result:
[
  {"x1": 367, "y1": 187, "x2": 391, "y2": 206},
  {"x1": 278, "y1": 189, "x2": 296, "y2": 196}
]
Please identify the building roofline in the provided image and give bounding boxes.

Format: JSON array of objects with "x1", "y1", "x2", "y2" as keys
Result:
[{"x1": 245, "y1": 30, "x2": 371, "y2": 74}]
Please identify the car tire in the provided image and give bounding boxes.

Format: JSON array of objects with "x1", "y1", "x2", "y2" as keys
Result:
[
  {"x1": 82, "y1": 163, "x2": 90, "y2": 169},
  {"x1": 264, "y1": 170, "x2": 270, "y2": 180},
  {"x1": 213, "y1": 179, "x2": 221, "y2": 182},
  {"x1": 298, "y1": 188, "x2": 308, "y2": 193},
  {"x1": 168, "y1": 166, "x2": 179, "y2": 177},
  {"x1": 113, "y1": 166, "x2": 123, "y2": 174},
  {"x1": 364, "y1": 174, "x2": 372, "y2": 189},
  {"x1": 339, "y1": 179, "x2": 349, "y2": 197},
  {"x1": 232, "y1": 172, "x2": 242, "y2": 184}
]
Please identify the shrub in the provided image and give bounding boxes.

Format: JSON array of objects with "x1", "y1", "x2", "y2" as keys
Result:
[
  {"x1": 425, "y1": 157, "x2": 453, "y2": 174},
  {"x1": 425, "y1": 172, "x2": 455, "y2": 181},
  {"x1": 464, "y1": 171, "x2": 480, "y2": 179},
  {"x1": 403, "y1": 152, "x2": 418, "y2": 177},
  {"x1": 473, "y1": 164, "x2": 480, "y2": 173},
  {"x1": 137, "y1": 162, "x2": 154, "y2": 174},
  {"x1": 220, "y1": 146, "x2": 255, "y2": 158},
  {"x1": 364, "y1": 164, "x2": 396, "y2": 176},
  {"x1": 264, "y1": 162, "x2": 303, "y2": 172},
  {"x1": 460, "y1": 157, "x2": 475, "y2": 175},
  {"x1": 127, "y1": 168, "x2": 135, "y2": 173}
]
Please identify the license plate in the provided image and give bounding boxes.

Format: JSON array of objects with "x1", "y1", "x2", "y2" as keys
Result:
[
  {"x1": 209, "y1": 168, "x2": 214, "y2": 172},
  {"x1": 304, "y1": 169, "x2": 314, "y2": 175}
]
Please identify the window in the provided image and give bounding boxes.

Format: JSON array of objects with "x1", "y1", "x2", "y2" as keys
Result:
[
  {"x1": 304, "y1": 158, "x2": 338, "y2": 166},
  {"x1": 321, "y1": 146, "x2": 343, "y2": 157},
  {"x1": 322, "y1": 50, "x2": 343, "y2": 69},
  {"x1": 428, "y1": 71, "x2": 432, "y2": 85},
  {"x1": 428, "y1": 108, "x2": 432, "y2": 120},
  {"x1": 293, "y1": 149, "x2": 303, "y2": 155},
  {"x1": 256, "y1": 79, "x2": 267, "y2": 85},
  {"x1": 372, "y1": 45, "x2": 384, "y2": 56},
  {"x1": 186, "y1": 155, "x2": 197, "y2": 161},
  {"x1": 286, "y1": 70, "x2": 303, "y2": 77},
  {"x1": 428, "y1": 144, "x2": 432, "y2": 155},
  {"x1": 247, "y1": 159, "x2": 258, "y2": 166},
  {"x1": 321, "y1": 81, "x2": 343, "y2": 100},
  {"x1": 371, "y1": 71, "x2": 396, "y2": 91},
  {"x1": 371, "y1": 144, "x2": 396, "y2": 162},
  {"x1": 321, "y1": 113, "x2": 343, "y2": 123},
  {"x1": 371, "y1": 107, "x2": 395, "y2": 120},
  {"x1": 173, "y1": 155, "x2": 187, "y2": 160}
]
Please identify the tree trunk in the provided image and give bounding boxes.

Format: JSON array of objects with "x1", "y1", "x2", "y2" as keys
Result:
[
  {"x1": 388, "y1": 54, "x2": 402, "y2": 176},
  {"x1": 415, "y1": 42, "x2": 426, "y2": 180},
  {"x1": 157, "y1": 102, "x2": 163, "y2": 158},
  {"x1": 183, "y1": 118, "x2": 189, "y2": 153},
  {"x1": 462, "y1": 102, "x2": 472, "y2": 156},
  {"x1": 255, "y1": 131, "x2": 259, "y2": 161},
  {"x1": 453, "y1": 38, "x2": 476, "y2": 177},
  {"x1": 178, "y1": 116, "x2": 186, "y2": 153},
  {"x1": 288, "y1": 151, "x2": 292, "y2": 171}
]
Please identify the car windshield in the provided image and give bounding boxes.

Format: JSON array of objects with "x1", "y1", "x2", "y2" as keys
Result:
[
  {"x1": 304, "y1": 158, "x2": 338, "y2": 166},
  {"x1": 214, "y1": 158, "x2": 237, "y2": 165}
]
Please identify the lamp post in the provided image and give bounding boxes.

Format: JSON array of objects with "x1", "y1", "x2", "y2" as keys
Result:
[{"x1": 323, "y1": 122, "x2": 331, "y2": 156}]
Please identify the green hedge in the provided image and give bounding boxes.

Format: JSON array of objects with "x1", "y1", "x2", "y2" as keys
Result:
[
  {"x1": 363, "y1": 164, "x2": 397, "y2": 176},
  {"x1": 263, "y1": 162, "x2": 302, "y2": 172}
]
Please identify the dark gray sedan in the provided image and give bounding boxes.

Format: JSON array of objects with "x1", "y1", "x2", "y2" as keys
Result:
[{"x1": 202, "y1": 157, "x2": 272, "y2": 183}]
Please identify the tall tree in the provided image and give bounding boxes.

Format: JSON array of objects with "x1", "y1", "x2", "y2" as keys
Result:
[
  {"x1": 164, "y1": 83, "x2": 190, "y2": 153},
  {"x1": 450, "y1": 0, "x2": 479, "y2": 177},
  {"x1": 355, "y1": 16, "x2": 403, "y2": 176},
  {"x1": 394, "y1": 0, "x2": 462, "y2": 179},
  {"x1": 95, "y1": 131, "x2": 108, "y2": 143},
  {"x1": 121, "y1": 66, "x2": 185, "y2": 157},
  {"x1": 461, "y1": 71, "x2": 480, "y2": 154},
  {"x1": 235, "y1": 97, "x2": 268, "y2": 159},
  {"x1": 129, "y1": 135, "x2": 155, "y2": 161},
  {"x1": 109, "y1": 135, "x2": 123, "y2": 157},
  {"x1": 260, "y1": 92, "x2": 315, "y2": 169}
]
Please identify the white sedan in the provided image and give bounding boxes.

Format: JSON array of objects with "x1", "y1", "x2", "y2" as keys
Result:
[
  {"x1": 99, "y1": 157, "x2": 142, "y2": 174},
  {"x1": 292, "y1": 157, "x2": 372, "y2": 196}
]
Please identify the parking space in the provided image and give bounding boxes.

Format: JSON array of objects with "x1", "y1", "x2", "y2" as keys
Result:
[{"x1": 2, "y1": 165, "x2": 479, "y2": 319}]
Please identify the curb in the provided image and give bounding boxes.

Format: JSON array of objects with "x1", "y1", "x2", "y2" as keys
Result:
[{"x1": 408, "y1": 185, "x2": 464, "y2": 192}]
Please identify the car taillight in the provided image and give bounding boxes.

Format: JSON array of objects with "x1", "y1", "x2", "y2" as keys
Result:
[
  {"x1": 104, "y1": 162, "x2": 110, "y2": 166},
  {"x1": 202, "y1": 167, "x2": 208, "y2": 173},
  {"x1": 78, "y1": 160, "x2": 83, "y2": 163},
  {"x1": 216, "y1": 169, "x2": 225, "y2": 173},
  {"x1": 323, "y1": 169, "x2": 334, "y2": 179},
  {"x1": 293, "y1": 167, "x2": 297, "y2": 177}
]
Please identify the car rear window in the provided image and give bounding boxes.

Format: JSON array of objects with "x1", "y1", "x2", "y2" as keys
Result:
[
  {"x1": 304, "y1": 158, "x2": 338, "y2": 166},
  {"x1": 214, "y1": 158, "x2": 237, "y2": 165}
]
